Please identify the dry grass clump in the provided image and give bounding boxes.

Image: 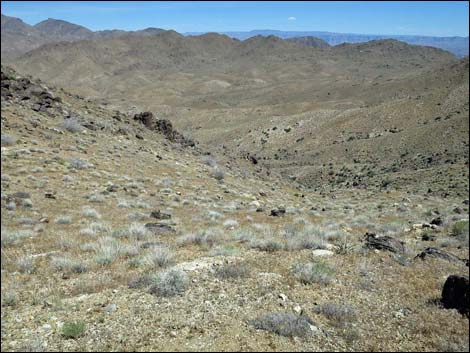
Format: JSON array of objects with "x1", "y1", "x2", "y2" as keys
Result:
[
  {"x1": 1, "y1": 229, "x2": 34, "y2": 247},
  {"x1": 142, "y1": 246, "x2": 174, "y2": 269},
  {"x1": 1, "y1": 134, "x2": 17, "y2": 146},
  {"x1": 250, "y1": 312, "x2": 314, "y2": 338},
  {"x1": 50, "y1": 256, "x2": 88, "y2": 273},
  {"x1": 291, "y1": 261, "x2": 335, "y2": 285},
  {"x1": 249, "y1": 238, "x2": 283, "y2": 252},
  {"x1": 148, "y1": 269, "x2": 188, "y2": 297},
  {"x1": 215, "y1": 262, "x2": 249, "y2": 279},
  {"x1": 314, "y1": 302, "x2": 357, "y2": 327},
  {"x1": 178, "y1": 229, "x2": 221, "y2": 247},
  {"x1": 61, "y1": 118, "x2": 82, "y2": 133}
]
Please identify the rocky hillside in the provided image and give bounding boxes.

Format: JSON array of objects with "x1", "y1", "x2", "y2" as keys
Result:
[
  {"x1": 6, "y1": 32, "x2": 466, "y2": 196},
  {"x1": 287, "y1": 36, "x2": 330, "y2": 48},
  {"x1": 1, "y1": 66, "x2": 469, "y2": 351}
]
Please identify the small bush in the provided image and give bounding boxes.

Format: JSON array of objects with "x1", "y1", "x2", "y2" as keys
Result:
[
  {"x1": 314, "y1": 303, "x2": 357, "y2": 327},
  {"x1": 51, "y1": 256, "x2": 88, "y2": 273},
  {"x1": 61, "y1": 320, "x2": 86, "y2": 339},
  {"x1": 93, "y1": 237, "x2": 121, "y2": 266},
  {"x1": 451, "y1": 220, "x2": 469, "y2": 238},
  {"x1": 2, "y1": 291, "x2": 18, "y2": 306},
  {"x1": 291, "y1": 261, "x2": 335, "y2": 285},
  {"x1": 202, "y1": 155, "x2": 217, "y2": 167},
  {"x1": 250, "y1": 238, "x2": 282, "y2": 252},
  {"x1": 1, "y1": 230, "x2": 33, "y2": 247},
  {"x1": 82, "y1": 208, "x2": 101, "y2": 220},
  {"x1": 178, "y1": 229, "x2": 220, "y2": 247},
  {"x1": 69, "y1": 157, "x2": 88, "y2": 170},
  {"x1": 149, "y1": 269, "x2": 188, "y2": 297},
  {"x1": 223, "y1": 219, "x2": 239, "y2": 229},
  {"x1": 55, "y1": 216, "x2": 72, "y2": 224},
  {"x1": 16, "y1": 256, "x2": 36, "y2": 274},
  {"x1": 1, "y1": 134, "x2": 17, "y2": 146},
  {"x1": 142, "y1": 246, "x2": 174, "y2": 268},
  {"x1": 61, "y1": 118, "x2": 82, "y2": 133},
  {"x1": 215, "y1": 263, "x2": 249, "y2": 279},
  {"x1": 250, "y1": 312, "x2": 314, "y2": 338},
  {"x1": 211, "y1": 169, "x2": 225, "y2": 181}
]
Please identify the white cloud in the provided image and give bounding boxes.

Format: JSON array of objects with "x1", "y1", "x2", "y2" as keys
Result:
[{"x1": 288, "y1": 17, "x2": 296, "y2": 21}]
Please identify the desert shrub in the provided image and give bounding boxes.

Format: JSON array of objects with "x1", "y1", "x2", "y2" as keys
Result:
[
  {"x1": 223, "y1": 219, "x2": 239, "y2": 229},
  {"x1": 149, "y1": 269, "x2": 188, "y2": 297},
  {"x1": 61, "y1": 320, "x2": 86, "y2": 339},
  {"x1": 51, "y1": 256, "x2": 88, "y2": 273},
  {"x1": 250, "y1": 312, "x2": 314, "y2": 337},
  {"x1": 209, "y1": 244, "x2": 239, "y2": 256},
  {"x1": 291, "y1": 261, "x2": 335, "y2": 285},
  {"x1": 1, "y1": 134, "x2": 17, "y2": 146},
  {"x1": 211, "y1": 169, "x2": 225, "y2": 181},
  {"x1": 142, "y1": 246, "x2": 174, "y2": 268},
  {"x1": 69, "y1": 157, "x2": 88, "y2": 170},
  {"x1": 82, "y1": 207, "x2": 101, "y2": 219},
  {"x1": 232, "y1": 228, "x2": 255, "y2": 243},
  {"x1": 215, "y1": 263, "x2": 249, "y2": 279},
  {"x1": 1, "y1": 230, "x2": 33, "y2": 247},
  {"x1": 55, "y1": 216, "x2": 72, "y2": 224},
  {"x1": 202, "y1": 155, "x2": 217, "y2": 167},
  {"x1": 335, "y1": 236, "x2": 356, "y2": 254},
  {"x1": 178, "y1": 229, "x2": 220, "y2": 247},
  {"x1": 451, "y1": 220, "x2": 469, "y2": 239},
  {"x1": 315, "y1": 303, "x2": 357, "y2": 327},
  {"x1": 249, "y1": 238, "x2": 282, "y2": 252},
  {"x1": 93, "y1": 237, "x2": 121, "y2": 266},
  {"x1": 61, "y1": 118, "x2": 82, "y2": 133},
  {"x1": 2, "y1": 291, "x2": 18, "y2": 306},
  {"x1": 16, "y1": 256, "x2": 36, "y2": 274}
]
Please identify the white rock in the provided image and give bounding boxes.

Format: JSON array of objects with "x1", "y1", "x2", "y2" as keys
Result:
[{"x1": 311, "y1": 249, "x2": 334, "y2": 257}]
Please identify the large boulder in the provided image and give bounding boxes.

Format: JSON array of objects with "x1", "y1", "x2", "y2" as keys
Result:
[
  {"x1": 441, "y1": 275, "x2": 469, "y2": 316},
  {"x1": 363, "y1": 232, "x2": 405, "y2": 253}
]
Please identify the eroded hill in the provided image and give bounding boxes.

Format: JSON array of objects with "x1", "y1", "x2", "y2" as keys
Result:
[{"x1": 6, "y1": 34, "x2": 468, "y2": 197}]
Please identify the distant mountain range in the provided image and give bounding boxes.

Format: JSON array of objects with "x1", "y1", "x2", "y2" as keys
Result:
[
  {"x1": 185, "y1": 30, "x2": 469, "y2": 57},
  {"x1": 2, "y1": 13, "x2": 468, "y2": 58},
  {"x1": 1, "y1": 14, "x2": 165, "y2": 57}
]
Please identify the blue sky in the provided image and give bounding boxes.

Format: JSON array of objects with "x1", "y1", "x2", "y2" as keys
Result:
[{"x1": 2, "y1": 1, "x2": 469, "y2": 36}]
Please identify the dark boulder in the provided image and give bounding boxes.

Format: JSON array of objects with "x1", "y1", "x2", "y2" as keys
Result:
[
  {"x1": 430, "y1": 217, "x2": 443, "y2": 226},
  {"x1": 441, "y1": 275, "x2": 469, "y2": 316},
  {"x1": 363, "y1": 232, "x2": 405, "y2": 253},
  {"x1": 270, "y1": 207, "x2": 286, "y2": 217},
  {"x1": 144, "y1": 222, "x2": 175, "y2": 235},
  {"x1": 150, "y1": 210, "x2": 171, "y2": 220},
  {"x1": 416, "y1": 247, "x2": 465, "y2": 264},
  {"x1": 134, "y1": 111, "x2": 155, "y2": 129}
]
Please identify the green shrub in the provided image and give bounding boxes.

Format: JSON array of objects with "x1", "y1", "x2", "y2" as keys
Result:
[{"x1": 61, "y1": 321, "x2": 86, "y2": 339}]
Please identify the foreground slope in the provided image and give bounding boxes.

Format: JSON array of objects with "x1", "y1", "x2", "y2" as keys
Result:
[{"x1": 1, "y1": 67, "x2": 469, "y2": 351}]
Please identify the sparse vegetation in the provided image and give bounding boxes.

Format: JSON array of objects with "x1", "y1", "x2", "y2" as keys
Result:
[
  {"x1": 61, "y1": 321, "x2": 86, "y2": 339},
  {"x1": 291, "y1": 261, "x2": 335, "y2": 285},
  {"x1": 250, "y1": 312, "x2": 314, "y2": 338},
  {"x1": 149, "y1": 269, "x2": 188, "y2": 297},
  {"x1": 215, "y1": 262, "x2": 249, "y2": 279}
]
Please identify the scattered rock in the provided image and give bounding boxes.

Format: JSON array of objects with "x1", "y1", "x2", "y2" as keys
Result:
[
  {"x1": 150, "y1": 210, "x2": 171, "y2": 220},
  {"x1": 430, "y1": 217, "x2": 443, "y2": 226},
  {"x1": 311, "y1": 249, "x2": 334, "y2": 257},
  {"x1": 415, "y1": 247, "x2": 465, "y2": 264},
  {"x1": 144, "y1": 222, "x2": 175, "y2": 235},
  {"x1": 270, "y1": 207, "x2": 286, "y2": 217}
]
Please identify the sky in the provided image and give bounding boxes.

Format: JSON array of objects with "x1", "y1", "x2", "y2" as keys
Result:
[{"x1": 1, "y1": 1, "x2": 469, "y2": 37}]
